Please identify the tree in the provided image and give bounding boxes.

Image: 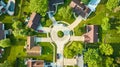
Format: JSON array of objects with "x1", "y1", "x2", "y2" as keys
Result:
[
  {"x1": 12, "y1": 30, "x2": 25, "y2": 38},
  {"x1": 64, "y1": 42, "x2": 83, "y2": 58},
  {"x1": 116, "y1": 26, "x2": 120, "y2": 34},
  {"x1": 58, "y1": 6, "x2": 72, "y2": 20},
  {"x1": 0, "y1": 39, "x2": 11, "y2": 48},
  {"x1": 81, "y1": 0, "x2": 90, "y2": 5},
  {"x1": 13, "y1": 27, "x2": 35, "y2": 38},
  {"x1": 99, "y1": 44, "x2": 113, "y2": 55},
  {"x1": 1, "y1": 60, "x2": 13, "y2": 67},
  {"x1": 116, "y1": 57, "x2": 120, "y2": 64},
  {"x1": 101, "y1": 17, "x2": 110, "y2": 31},
  {"x1": 12, "y1": 21, "x2": 23, "y2": 29},
  {"x1": 84, "y1": 49, "x2": 102, "y2": 67},
  {"x1": 106, "y1": 0, "x2": 119, "y2": 11},
  {"x1": 105, "y1": 57, "x2": 114, "y2": 67},
  {"x1": 29, "y1": 0, "x2": 48, "y2": 16}
]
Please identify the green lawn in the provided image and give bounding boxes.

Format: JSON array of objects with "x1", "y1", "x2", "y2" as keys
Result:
[
  {"x1": 0, "y1": 40, "x2": 26, "y2": 64},
  {"x1": 0, "y1": 47, "x2": 10, "y2": 63},
  {"x1": 74, "y1": 2, "x2": 107, "y2": 36},
  {"x1": 38, "y1": 42, "x2": 53, "y2": 62},
  {"x1": 26, "y1": 42, "x2": 53, "y2": 62},
  {"x1": 111, "y1": 43, "x2": 120, "y2": 57},
  {"x1": 7, "y1": 40, "x2": 26, "y2": 63}
]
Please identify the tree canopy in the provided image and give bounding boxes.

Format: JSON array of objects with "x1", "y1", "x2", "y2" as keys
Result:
[
  {"x1": 84, "y1": 49, "x2": 102, "y2": 67},
  {"x1": 58, "y1": 6, "x2": 72, "y2": 20},
  {"x1": 29, "y1": 0, "x2": 48, "y2": 16},
  {"x1": 81, "y1": 0, "x2": 90, "y2": 5},
  {"x1": 101, "y1": 17, "x2": 110, "y2": 31},
  {"x1": 116, "y1": 57, "x2": 120, "y2": 64},
  {"x1": 116, "y1": 26, "x2": 120, "y2": 34},
  {"x1": 12, "y1": 21, "x2": 23, "y2": 29},
  {"x1": 0, "y1": 39, "x2": 11, "y2": 48},
  {"x1": 1, "y1": 60, "x2": 13, "y2": 67},
  {"x1": 106, "y1": 0, "x2": 120, "y2": 11},
  {"x1": 64, "y1": 42, "x2": 83, "y2": 58},
  {"x1": 99, "y1": 44, "x2": 113, "y2": 55},
  {"x1": 105, "y1": 57, "x2": 114, "y2": 67}
]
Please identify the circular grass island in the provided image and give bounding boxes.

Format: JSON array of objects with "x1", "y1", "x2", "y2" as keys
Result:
[{"x1": 57, "y1": 31, "x2": 64, "y2": 38}]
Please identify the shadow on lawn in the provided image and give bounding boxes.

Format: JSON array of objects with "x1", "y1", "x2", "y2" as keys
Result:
[
  {"x1": 0, "y1": 15, "x2": 6, "y2": 21},
  {"x1": 87, "y1": 12, "x2": 96, "y2": 19},
  {"x1": 100, "y1": 0, "x2": 108, "y2": 4},
  {"x1": 0, "y1": 47, "x2": 11, "y2": 63},
  {"x1": 111, "y1": 43, "x2": 120, "y2": 57}
]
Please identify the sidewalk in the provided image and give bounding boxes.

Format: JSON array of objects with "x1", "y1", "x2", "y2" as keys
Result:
[{"x1": 35, "y1": 37, "x2": 52, "y2": 42}]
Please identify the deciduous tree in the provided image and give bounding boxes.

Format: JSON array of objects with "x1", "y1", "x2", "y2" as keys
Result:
[
  {"x1": 106, "y1": 0, "x2": 119, "y2": 11},
  {"x1": 84, "y1": 49, "x2": 102, "y2": 67},
  {"x1": 101, "y1": 17, "x2": 110, "y2": 31},
  {"x1": 0, "y1": 39, "x2": 11, "y2": 48},
  {"x1": 64, "y1": 42, "x2": 83, "y2": 58},
  {"x1": 116, "y1": 57, "x2": 120, "y2": 64},
  {"x1": 1, "y1": 60, "x2": 13, "y2": 67},
  {"x1": 58, "y1": 6, "x2": 72, "y2": 20},
  {"x1": 81, "y1": 0, "x2": 90, "y2": 5},
  {"x1": 99, "y1": 44, "x2": 113, "y2": 55},
  {"x1": 12, "y1": 21, "x2": 23, "y2": 29},
  {"x1": 105, "y1": 57, "x2": 114, "y2": 67},
  {"x1": 29, "y1": 0, "x2": 48, "y2": 16}
]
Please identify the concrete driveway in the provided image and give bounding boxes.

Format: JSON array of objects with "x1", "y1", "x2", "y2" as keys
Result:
[
  {"x1": 70, "y1": 36, "x2": 84, "y2": 41},
  {"x1": 68, "y1": 15, "x2": 83, "y2": 30}
]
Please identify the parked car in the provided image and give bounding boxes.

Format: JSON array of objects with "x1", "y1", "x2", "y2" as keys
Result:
[
  {"x1": 48, "y1": 66, "x2": 52, "y2": 67},
  {"x1": 38, "y1": 30, "x2": 44, "y2": 32},
  {"x1": 45, "y1": 62, "x2": 51, "y2": 65},
  {"x1": 57, "y1": 53, "x2": 60, "y2": 59}
]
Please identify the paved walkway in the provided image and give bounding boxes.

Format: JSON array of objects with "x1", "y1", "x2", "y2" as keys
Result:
[
  {"x1": 77, "y1": 55, "x2": 84, "y2": 67},
  {"x1": 68, "y1": 15, "x2": 83, "y2": 30},
  {"x1": 35, "y1": 37, "x2": 52, "y2": 42},
  {"x1": 64, "y1": 58, "x2": 77, "y2": 66},
  {"x1": 42, "y1": 27, "x2": 51, "y2": 32},
  {"x1": 56, "y1": 43, "x2": 64, "y2": 67},
  {"x1": 70, "y1": 36, "x2": 84, "y2": 41},
  {"x1": 48, "y1": 12, "x2": 57, "y2": 25},
  {"x1": 37, "y1": 25, "x2": 51, "y2": 33}
]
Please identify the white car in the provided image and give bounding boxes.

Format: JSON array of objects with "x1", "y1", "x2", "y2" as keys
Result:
[{"x1": 6, "y1": 0, "x2": 15, "y2": 16}]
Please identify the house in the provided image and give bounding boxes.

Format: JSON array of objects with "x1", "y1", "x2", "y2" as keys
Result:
[
  {"x1": 83, "y1": 25, "x2": 98, "y2": 43},
  {"x1": 27, "y1": 12, "x2": 41, "y2": 30},
  {"x1": 0, "y1": 0, "x2": 6, "y2": 15},
  {"x1": 69, "y1": 0, "x2": 91, "y2": 19},
  {"x1": 0, "y1": 22, "x2": 5, "y2": 40},
  {"x1": 26, "y1": 59, "x2": 44, "y2": 67},
  {"x1": 49, "y1": 0, "x2": 64, "y2": 13},
  {"x1": 25, "y1": 36, "x2": 42, "y2": 56}
]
